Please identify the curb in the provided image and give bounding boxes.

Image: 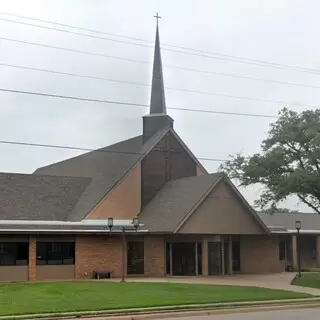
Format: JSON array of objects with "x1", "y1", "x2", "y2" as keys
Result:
[{"x1": 1, "y1": 298, "x2": 320, "y2": 320}]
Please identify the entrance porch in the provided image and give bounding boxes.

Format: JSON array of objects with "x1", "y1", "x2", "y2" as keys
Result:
[{"x1": 164, "y1": 235, "x2": 239, "y2": 276}]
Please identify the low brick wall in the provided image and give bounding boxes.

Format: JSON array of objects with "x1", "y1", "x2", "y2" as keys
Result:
[
  {"x1": 240, "y1": 235, "x2": 285, "y2": 273},
  {"x1": 75, "y1": 235, "x2": 123, "y2": 279}
]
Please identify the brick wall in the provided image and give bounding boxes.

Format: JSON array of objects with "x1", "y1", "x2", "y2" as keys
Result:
[
  {"x1": 28, "y1": 236, "x2": 36, "y2": 281},
  {"x1": 144, "y1": 236, "x2": 165, "y2": 277},
  {"x1": 240, "y1": 235, "x2": 285, "y2": 273},
  {"x1": 75, "y1": 235, "x2": 124, "y2": 279}
]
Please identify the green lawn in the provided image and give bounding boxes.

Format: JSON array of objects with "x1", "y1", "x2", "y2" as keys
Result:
[
  {"x1": 292, "y1": 273, "x2": 320, "y2": 289},
  {"x1": 0, "y1": 281, "x2": 311, "y2": 316}
]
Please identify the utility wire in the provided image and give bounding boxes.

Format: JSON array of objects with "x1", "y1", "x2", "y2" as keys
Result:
[
  {"x1": 0, "y1": 37, "x2": 149, "y2": 65},
  {"x1": 2, "y1": 62, "x2": 320, "y2": 90},
  {"x1": 0, "y1": 139, "x2": 226, "y2": 163},
  {"x1": 3, "y1": 35, "x2": 320, "y2": 77},
  {"x1": 1, "y1": 11, "x2": 320, "y2": 75},
  {"x1": 0, "y1": 17, "x2": 153, "y2": 49},
  {"x1": 0, "y1": 10, "x2": 152, "y2": 43},
  {"x1": 2, "y1": 18, "x2": 320, "y2": 75},
  {"x1": 0, "y1": 88, "x2": 285, "y2": 118}
]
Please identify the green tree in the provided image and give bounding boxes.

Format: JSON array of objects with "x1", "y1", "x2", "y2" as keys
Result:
[{"x1": 220, "y1": 108, "x2": 320, "y2": 214}]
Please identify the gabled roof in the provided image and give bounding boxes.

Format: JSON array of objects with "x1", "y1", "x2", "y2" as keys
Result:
[
  {"x1": 0, "y1": 173, "x2": 90, "y2": 221},
  {"x1": 139, "y1": 173, "x2": 269, "y2": 233},
  {"x1": 34, "y1": 135, "x2": 144, "y2": 221},
  {"x1": 33, "y1": 126, "x2": 207, "y2": 221},
  {"x1": 139, "y1": 173, "x2": 223, "y2": 232},
  {"x1": 258, "y1": 212, "x2": 320, "y2": 232}
]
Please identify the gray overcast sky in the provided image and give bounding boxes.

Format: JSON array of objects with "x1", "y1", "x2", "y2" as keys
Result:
[{"x1": 0, "y1": 0, "x2": 319, "y2": 212}]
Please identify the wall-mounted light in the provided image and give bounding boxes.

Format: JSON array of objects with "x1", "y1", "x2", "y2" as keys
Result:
[
  {"x1": 107, "y1": 217, "x2": 114, "y2": 235},
  {"x1": 133, "y1": 217, "x2": 139, "y2": 231}
]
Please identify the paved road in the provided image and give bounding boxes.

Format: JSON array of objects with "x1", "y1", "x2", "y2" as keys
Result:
[{"x1": 164, "y1": 308, "x2": 320, "y2": 319}]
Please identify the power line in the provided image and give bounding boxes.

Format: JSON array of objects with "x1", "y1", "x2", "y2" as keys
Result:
[
  {"x1": 0, "y1": 88, "x2": 278, "y2": 119},
  {"x1": 0, "y1": 11, "x2": 152, "y2": 43},
  {"x1": 0, "y1": 139, "x2": 226, "y2": 163},
  {"x1": 2, "y1": 18, "x2": 320, "y2": 75},
  {"x1": 2, "y1": 69, "x2": 320, "y2": 110},
  {"x1": 0, "y1": 17, "x2": 153, "y2": 49},
  {"x1": 3, "y1": 62, "x2": 320, "y2": 91},
  {"x1": 0, "y1": 37, "x2": 149, "y2": 65},
  {"x1": 1, "y1": 11, "x2": 320, "y2": 75}
]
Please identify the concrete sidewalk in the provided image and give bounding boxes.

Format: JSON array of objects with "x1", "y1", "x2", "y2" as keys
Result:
[{"x1": 115, "y1": 273, "x2": 320, "y2": 296}]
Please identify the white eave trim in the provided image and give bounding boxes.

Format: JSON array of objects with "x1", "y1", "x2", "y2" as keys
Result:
[
  {"x1": 0, "y1": 229, "x2": 149, "y2": 233},
  {"x1": 0, "y1": 219, "x2": 143, "y2": 227},
  {"x1": 268, "y1": 227, "x2": 320, "y2": 234}
]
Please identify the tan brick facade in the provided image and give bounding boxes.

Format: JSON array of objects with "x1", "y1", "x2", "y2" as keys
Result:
[
  {"x1": 28, "y1": 236, "x2": 37, "y2": 281},
  {"x1": 240, "y1": 235, "x2": 285, "y2": 273},
  {"x1": 144, "y1": 236, "x2": 165, "y2": 277},
  {"x1": 75, "y1": 235, "x2": 124, "y2": 279}
]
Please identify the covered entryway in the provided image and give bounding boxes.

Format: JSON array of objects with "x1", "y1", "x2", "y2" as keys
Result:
[{"x1": 166, "y1": 241, "x2": 202, "y2": 276}]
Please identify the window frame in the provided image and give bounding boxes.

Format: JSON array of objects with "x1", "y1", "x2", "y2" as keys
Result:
[
  {"x1": 0, "y1": 242, "x2": 29, "y2": 266},
  {"x1": 36, "y1": 242, "x2": 75, "y2": 266},
  {"x1": 279, "y1": 237, "x2": 286, "y2": 261}
]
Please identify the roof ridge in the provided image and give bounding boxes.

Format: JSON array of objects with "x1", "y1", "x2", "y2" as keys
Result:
[
  {"x1": 34, "y1": 135, "x2": 142, "y2": 173},
  {"x1": 0, "y1": 172, "x2": 91, "y2": 180}
]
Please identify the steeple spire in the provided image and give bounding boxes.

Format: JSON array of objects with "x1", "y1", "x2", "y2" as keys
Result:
[
  {"x1": 150, "y1": 13, "x2": 166, "y2": 114},
  {"x1": 143, "y1": 14, "x2": 173, "y2": 143}
]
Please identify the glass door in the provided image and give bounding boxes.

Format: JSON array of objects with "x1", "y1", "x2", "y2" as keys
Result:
[{"x1": 208, "y1": 242, "x2": 222, "y2": 275}]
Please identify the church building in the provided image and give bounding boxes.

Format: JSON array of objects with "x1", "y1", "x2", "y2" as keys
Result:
[{"x1": 0, "y1": 23, "x2": 319, "y2": 282}]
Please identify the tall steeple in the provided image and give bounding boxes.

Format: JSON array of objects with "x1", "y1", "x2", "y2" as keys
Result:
[
  {"x1": 143, "y1": 13, "x2": 173, "y2": 143},
  {"x1": 150, "y1": 13, "x2": 166, "y2": 114}
]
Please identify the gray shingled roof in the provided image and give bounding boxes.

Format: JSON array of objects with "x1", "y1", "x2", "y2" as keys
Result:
[
  {"x1": 139, "y1": 173, "x2": 223, "y2": 232},
  {"x1": 34, "y1": 131, "x2": 170, "y2": 221},
  {"x1": 35, "y1": 136, "x2": 143, "y2": 221},
  {"x1": 33, "y1": 126, "x2": 206, "y2": 222},
  {"x1": 258, "y1": 212, "x2": 320, "y2": 231},
  {"x1": 0, "y1": 173, "x2": 90, "y2": 221}
]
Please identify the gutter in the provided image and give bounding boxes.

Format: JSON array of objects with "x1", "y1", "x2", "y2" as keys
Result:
[{"x1": 0, "y1": 229, "x2": 149, "y2": 234}]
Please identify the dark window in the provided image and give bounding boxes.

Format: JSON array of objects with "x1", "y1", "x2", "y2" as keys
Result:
[
  {"x1": 197, "y1": 242, "x2": 202, "y2": 275},
  {"x1": 279, "y1": 238, "x2": 286, "y2": 261},
  {"x1": 37, "y1": 242, "x2": 75, "y2": 265},
  {"x1": 232, "y1": 241, "x2": 241, "y2": 271},
  {"x1": 127, "y1": 241, "x2": 144, "y2": 275},
  {"x1": 0, "y1": 243, "x2": 28, "y2": 266},
  {"x1": 166, "y1": 242, "x2": 170, "y2": 275}
]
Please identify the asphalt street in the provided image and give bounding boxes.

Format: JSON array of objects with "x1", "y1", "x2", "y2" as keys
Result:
[{"x1": 163, "y1": 308, "x2": 320, "y2": 319}]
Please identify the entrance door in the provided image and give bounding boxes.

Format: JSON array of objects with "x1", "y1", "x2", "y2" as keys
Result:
[
  {"x1": 223, "y1": 241, "x2": 229, "y2": 275},
  {"x1": 171, "y1": 242, "x2": 196, "y2": 276},
  {"x1": 232, "y1": 241, "x2": 241, "y2": 271},
  {"x1": 208, "y1": 242, "x2": 222, "y2": 275}
]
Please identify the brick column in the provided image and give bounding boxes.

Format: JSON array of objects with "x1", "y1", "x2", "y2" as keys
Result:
[
  {"x1": 292, "y1": 235, "x2": 298, "y2": 270},
  {"x1": 144, "y1": 236, "x2": 165, "y2": 277},
  {"x1": 202, "y1": 239, "x2": 208, "y2": 276},
  {"x1": 316, "y1": 236, "x2": 320, "y2": 268},
  {"x1": 228, "y1": 237, "x2": 233, "y2": 275},
  {"x1": 28, "y1": 236, "x2": 37, "y2": 281}
]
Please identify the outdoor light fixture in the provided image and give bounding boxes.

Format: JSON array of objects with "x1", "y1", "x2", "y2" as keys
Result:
[
  {"x1": 133, "y1": 217, "x2": 139, "y2": 231},
  {"x1": 295, "y1": 220, "x2": 302, "y2": 277},
  {"x1": 107, "y1": 217, "x2": 114, "y2": 234}
]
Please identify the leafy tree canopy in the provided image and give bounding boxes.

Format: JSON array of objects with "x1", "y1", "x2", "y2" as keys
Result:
[{"x1": 219, "y1": 108, "x2": 320, "y2": 214}]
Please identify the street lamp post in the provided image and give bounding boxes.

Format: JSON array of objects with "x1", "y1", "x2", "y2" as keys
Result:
[
  {"x1": 107, "y1": 217, "x2": 140, "y2": 283},
  {"x1": 295, "y1": 220, "x2": 301, "y2": 277}
]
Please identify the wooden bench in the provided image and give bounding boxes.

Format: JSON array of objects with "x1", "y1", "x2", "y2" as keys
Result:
[{"x1": 94, "y1": 271, "x2": 112, "y2": 279}]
